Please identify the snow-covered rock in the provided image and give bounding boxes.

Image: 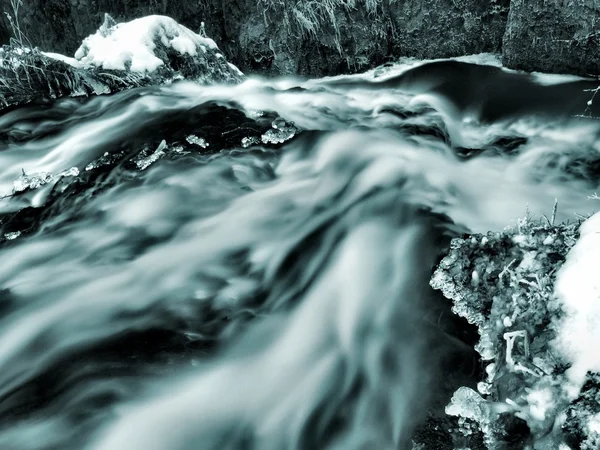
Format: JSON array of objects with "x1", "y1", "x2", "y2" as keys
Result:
[
  {"x1": 73, "y1": 14, "x2": 243, "y2": 84},
  {"x1": 75, "y1": 15, "x2": 215, "y2": 72},
  {"x1": 429, "y1": 214, "x2": 594, "y2": 448},
  {"x1": 0, "y1": 15, "x2": 243, "y2": 111}
]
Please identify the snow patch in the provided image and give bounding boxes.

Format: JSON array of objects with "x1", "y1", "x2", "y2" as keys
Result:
[
  {"x1": 41, "y1": 52, "x2": 83, "y2": 68},
  {"x1": 554, "y1": 211, "x2": 600, "y2": 393},
  {"x1": 75, "y1": 15, "x2": 219, "y2": 72},
  {"x1": 588, "y1": 413, "x2": 600, "y2": 435},
  {"x1": 525, "y1": 388, "x2": 554, "y2": 422},
  {"x1": 445, "y1": 387, "x2": 488, "y2": 423},
  {"x1": 227, "y1": 62, "x2": 244, "y2": 76}
]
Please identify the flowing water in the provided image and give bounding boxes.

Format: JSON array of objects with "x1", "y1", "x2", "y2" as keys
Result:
[{"x1": 0, "y1": 58, "x2": 599, "y2": 450}]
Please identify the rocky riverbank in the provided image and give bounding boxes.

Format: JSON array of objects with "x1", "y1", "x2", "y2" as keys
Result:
[
  {"x1": 431, "y1": 209, "x2": 600, "y2": 449},
  {"x1": 1, "y1": 0, "x2": 598, "y2": 77},
  {"x1": 0, "y1": 14, "x2": 242, "y2": 110},
  {"x1": 503, "y1": 0, "x2": 600, "y2": 77}
]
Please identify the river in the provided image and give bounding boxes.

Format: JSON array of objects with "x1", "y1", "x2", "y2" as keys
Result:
[{"x1": 0, "y1": 58, "x2": 598, "y2": 449}]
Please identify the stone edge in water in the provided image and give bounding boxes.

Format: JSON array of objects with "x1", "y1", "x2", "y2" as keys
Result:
[{"x1": 430, "y1": 212, "x2": 600, "y2": 449}]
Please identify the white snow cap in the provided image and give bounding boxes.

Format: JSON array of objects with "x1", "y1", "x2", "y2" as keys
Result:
[
  {"x1": 75, "y1": 15, "x2": 219, "y2": 72},
  {"x1": 553, "y1": 210, "x2": 600, "y2": 394}
]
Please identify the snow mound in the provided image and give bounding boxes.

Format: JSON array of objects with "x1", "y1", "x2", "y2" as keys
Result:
[
  {"x1": 554, "y1": 211, "x2": 600, "y2": 392},
  {"x1": 75, "y1": 15, "x2": 220, "y2": 73}
]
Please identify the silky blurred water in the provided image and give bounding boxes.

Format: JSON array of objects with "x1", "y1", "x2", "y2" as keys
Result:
[{"x1": 0, "y1": 59, "x2": 599, "y2": 450}]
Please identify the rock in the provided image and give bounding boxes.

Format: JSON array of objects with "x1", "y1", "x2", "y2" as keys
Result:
[
  {"x1": 429, "y1": 211, "x2": 600, "y2": 448},
  {"x1": 73, "y1": 15, "x2": 243, "y2": 83},
  {"x1": 0, "y1": 100, "x2": 288, "y2": 243},
  {"x1": 229, "y1": 0, "x2": 509, "y2": 76},
  {"x1": 5, "y1": 0, "x2": 600, "y2": 77},
  {"x1": 503, "y1": 0, "x2": 600, "y2": 76},
  {"x1": 0, "y1": 15, "x2": 243, "y2": 110},
  {"x1": 0, "y1": 0, "x2": 222, "y2": 60},
  {"x1": 0, "y1": 0, "x2": 508, "y2": 77}
]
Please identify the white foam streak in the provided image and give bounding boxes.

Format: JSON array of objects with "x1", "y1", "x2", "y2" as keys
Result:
[{"x1": 91, "y1": 220, "x2": 426, "y2": 450}]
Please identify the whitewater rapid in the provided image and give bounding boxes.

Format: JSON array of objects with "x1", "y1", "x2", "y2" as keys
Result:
[{"x1": 0, "y1": 59, "x2": 599, "y2": 449}]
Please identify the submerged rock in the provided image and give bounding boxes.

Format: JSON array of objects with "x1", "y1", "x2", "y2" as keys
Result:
[{"x1": 0, "y1": 99, "x2": 292, "y2": 244}]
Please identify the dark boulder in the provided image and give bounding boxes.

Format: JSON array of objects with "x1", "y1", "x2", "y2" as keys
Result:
[{"x1": 503, "y1": 0, "x2": 600, "y2": 76}]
